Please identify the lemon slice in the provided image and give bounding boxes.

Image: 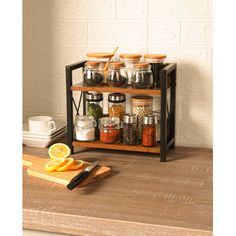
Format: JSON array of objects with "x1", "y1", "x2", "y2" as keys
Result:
[
  {"x1": 45, "y1": 158, "x2": 67, "y2": 172},
  {"x1": 69, "y1": 160, "x2": 84, "y2": 171},
  {"x1": 48, "y1": 143, "x2": 71, "y2": 159},
  {"x1": 56, "y1": 158, "x2": 75, "y2": 172}
]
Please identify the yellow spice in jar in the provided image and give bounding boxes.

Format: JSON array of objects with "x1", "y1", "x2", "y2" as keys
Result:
[{"x1": 108, "y1": 104, "x2": 125, "y2": 121}]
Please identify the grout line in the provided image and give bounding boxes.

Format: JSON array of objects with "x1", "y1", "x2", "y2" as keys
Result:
[
  {"x1": 115, "y1": 0, "x2": 117, "y2": 20},
  {"x1": 86, "y1": 21, "x2": 89, "y2": 45},
  {"x1": 179, "y1": 21, "x2": 182, "y2": 45},
  {"x1": 146, "y1": 0, "x2": 149, "y2": 53}
]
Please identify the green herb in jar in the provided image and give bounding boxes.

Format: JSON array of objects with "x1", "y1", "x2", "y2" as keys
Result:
[{"x1": 87, "y1": 103, "x2": 103, "y2": 120}]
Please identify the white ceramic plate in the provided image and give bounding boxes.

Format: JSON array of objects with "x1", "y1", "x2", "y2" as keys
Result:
[
  {"x1": 23, "y1": 128, "x2": 67, "y2": 140},
  {"x1": 23, "y1": 120, "x2": 66, "y2": 138},
  {"x1": 23, "y1": 131, "x2": 67, "y2": 148}
]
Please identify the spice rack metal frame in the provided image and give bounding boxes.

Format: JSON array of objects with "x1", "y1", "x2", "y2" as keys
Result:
[{"x1": 66, "y1": 60, "x2": 176, "y2": 162}]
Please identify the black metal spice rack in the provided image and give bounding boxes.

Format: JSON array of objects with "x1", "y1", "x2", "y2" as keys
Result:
[{"x1": 65, "y1": 60, "x2": 176, "y2": 162}]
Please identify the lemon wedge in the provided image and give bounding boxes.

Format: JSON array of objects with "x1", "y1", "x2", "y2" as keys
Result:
[
  {"x1": 45, "y1": 158, "x2": 67, "y2": 172},
  {"x1": 56, "y1": 158, "x2": 75, "y2": 172},
  {"x1": 69, "y1": 160, "x2": 84, "y2": 171},
  {"x1": 48, "y1": 143, "x2": 71, "y2": 159}
]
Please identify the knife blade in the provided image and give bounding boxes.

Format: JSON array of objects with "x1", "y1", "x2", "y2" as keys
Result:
[{"x1": 67, "y1": 161, "x2": 99, "y2": 190}]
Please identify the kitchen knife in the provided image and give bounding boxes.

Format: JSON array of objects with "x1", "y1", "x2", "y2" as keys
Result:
[{"x1": 67, "y1": 161, "x2": 99, "y2": 190}]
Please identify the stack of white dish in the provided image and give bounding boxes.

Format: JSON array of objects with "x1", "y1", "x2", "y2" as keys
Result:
[{"x1": 23, "y1": 116, "x2": 67, "y2": 148}]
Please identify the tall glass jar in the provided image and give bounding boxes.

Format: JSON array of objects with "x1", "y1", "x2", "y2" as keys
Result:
[
  {"x1": 108, "y1": 93, "x2": 126, "y2": 121},
  {"x1": 107, "y1": 62, "x2": 128, "y2": 87},
  {"x1": 99, "y1": 117, "x2": 121, "y2": 144},
  {"x1": 86, "y1": 52, "x2": 114, "y2": 83},
  {"x1": 86, "y1": 92, "x2": 103, "y2": 139},
  {"x1": 152, "y1": 110, "x2": 161, "y2": 142},
  {"x1": 75, "y1": 116, "x2": 96, "y2": 141},
  {"x1": 142, "y1": 115, "x2": 156, "y2": 147},
  {"x1": 86, "y1": 92, "x2": 103, "y2": 121},
  {"x1": 123, "y1": 113, "x2": 138, "y2": 145},
  {"x1": 131, "y1": 95, "x2": 153, "y2": 139},
  {"x1": 131, "y1": 63, "x2": 153, "y2": 89},
  {"x1": 143, "y1": 54, "x2": 167, "y2": 88},
  {"x1": 83, "y1": 61, "x2": 103, "y2": 86},
  {"x1": 119, "y1": 53, "x2": 142, "y2": 85}
]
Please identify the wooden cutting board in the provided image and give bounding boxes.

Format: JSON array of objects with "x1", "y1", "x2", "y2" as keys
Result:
[{"x1": 23, "y1": 154, "x2": 111, "y2": 188}]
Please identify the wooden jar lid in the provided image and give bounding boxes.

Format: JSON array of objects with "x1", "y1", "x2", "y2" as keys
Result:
[
  {"x1": 109, "y1": 61, "x2": 125, "y2": 68},
  {"x1": 143, "y1": 54, "x2": 167, "y2": 59},
  {"x1": 134, "y1": 62, "x2": 150, "y2": 69},
  {"x1": 131, "y1": 95, "x2": 153, "y2": 102},
  {"x1": 119, "y1": 53, "x2": 142, "y2": 59},
  {"x1": 85, "y1": 61, "x2": 100, "y2": 67},
  {"x1": 87, "y1": 52, "x2": 114, "y2": 59}
]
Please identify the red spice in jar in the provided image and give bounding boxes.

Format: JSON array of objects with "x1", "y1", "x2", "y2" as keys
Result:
[
  {"x1": 100, "y1": 124, "x2": 120, "y2": 143},
  {"x1": 142, "y1": 125, "x2": 156, "y2": 147}
]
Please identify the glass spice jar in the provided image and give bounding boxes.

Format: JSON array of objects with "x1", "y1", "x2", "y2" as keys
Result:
[
  {"x1": 86, "y1": 92, "x2": 103, "y2": 121},
  {"x1": 122, "y1": 113, "x2": 138, "y2": 145},
  {"x1": 119, "y1": 53, "x2": 142, "y2": 85},
  {"x1": 83, "y1": 61, "x2": 104, "y2": 86},
  {"x1": 143, "y1": 54, "x2": 167, "y2": 88},
  {"x1": 75, "y1": 116, "x2": 96, "y2": 141},
  {"x1": 142, "y1": 115, "x2": 156, "y2": 147},
  {"x1": 131, "y1": 95, "x2": 153, "y2": 139},
  {"x1": 86, "y1": 52, "x2": 114, "y2": 84},
  {"x1": 152, "y1": 110, "x2": 161, "y2": 142},
  {"x1": 131, "y1": 63, "x2": 153, "y2": 89},
  {"x1": 107, "y1": 62, "x2": 128, "y2": 87},
  {"x1": 108, "y1": 93, "x2": 126, "y2": 121},
  {"x1": 99, "y1": 117, "x2": 121, "y2": 144}
]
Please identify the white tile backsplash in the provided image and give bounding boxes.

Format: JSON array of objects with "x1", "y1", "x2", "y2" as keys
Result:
[{"x1": 23, "y1": 0, "x2": 213, "y2": 148}]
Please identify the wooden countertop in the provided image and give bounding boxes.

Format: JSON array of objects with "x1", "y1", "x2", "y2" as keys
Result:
[{"x1": 23, "y1": 145, "x2": 212, "y2": 236}]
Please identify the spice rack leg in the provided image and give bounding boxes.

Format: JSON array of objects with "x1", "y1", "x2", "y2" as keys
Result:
[
  {"x1": 65, "y1": 61, "x2": 87, "y2": 154},
  {"x1": 160, "y1": 70, "x2": 167, "y2": 162},
  {"x1": 170, "y1": 68, "x2": 176, "y2": 149},
  {"x1": 66, "y1": 66, "x2": 74, "y2": 154}
]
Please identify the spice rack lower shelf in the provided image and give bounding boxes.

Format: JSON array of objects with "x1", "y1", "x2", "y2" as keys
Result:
[{"x1": 72, "y1": 140, "x2": 160, "y2": 154}]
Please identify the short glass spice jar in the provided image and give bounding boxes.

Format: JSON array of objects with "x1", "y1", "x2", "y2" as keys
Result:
[
  {"x1": 83, "y1": 61, "x2": 103, "y2": 86},
  {"x1": 75, "y1": 116, "x2": 96, "y2": 142},
  {"x1": 86, "y1": 52, "x2": 114, "y2": 84},
  {"x1": 119, "y1": 53, "x2": 142, "y2": 85},
  {"x1": 107, "y1": 62, "x2": 128, "y2": 87},
  {"x1": 99, "y1": 117, "x2": 121, "y2": 144},
  {"x1": 122, "y1": 113, "x2": 138, "y2": 145},
  {"x1": 152, "y1": 110, "x2": 161, "y2": 142},
  {"x1": 108, "y1": 93, "x2": 126, "y2": 121},
  {"x1": 142, "y1": 115, "x2": 156, "y2": 147},
  {"x1": 131, "y1": 63, "x2": 153, "y2": 89},
  {"x1": 143, "y1": 54, "x2": 167, "y2": 88}
]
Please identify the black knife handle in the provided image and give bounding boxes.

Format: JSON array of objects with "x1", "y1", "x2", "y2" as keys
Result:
[{"x1": 67, "y1": 171, "x2": 90, "y2": 190}]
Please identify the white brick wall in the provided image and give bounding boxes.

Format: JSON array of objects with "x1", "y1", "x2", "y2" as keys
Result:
[{"x1": 23, "y1": 0, "x2": 213, "y2": 148}]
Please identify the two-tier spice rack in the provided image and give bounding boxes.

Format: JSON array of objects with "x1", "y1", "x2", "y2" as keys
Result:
[{"x1": 65, "y1": 61, "x2": 176, "y2": 162}]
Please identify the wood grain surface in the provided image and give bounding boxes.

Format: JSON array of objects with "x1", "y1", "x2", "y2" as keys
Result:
[
  {"x1": 23, "y1": 145, "x2": 212, "y2": 236},
  {"x1": 72, "y1": 140, "x2": 160, "y2": 154},
  {"x1": 71, "y1": 82, "x2": 162, "y2": 95},
  {"x1": 23, "y1": 154, "x2": 111, "y2": 187}
]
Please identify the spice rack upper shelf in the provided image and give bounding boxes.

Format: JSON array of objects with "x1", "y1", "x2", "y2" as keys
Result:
[
  {"x1": 71, "y1": 83, "x2": 165, "y2": 95},
  {"x1": 72, "y1": 140, "x2": 160, "y2": 154}
]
